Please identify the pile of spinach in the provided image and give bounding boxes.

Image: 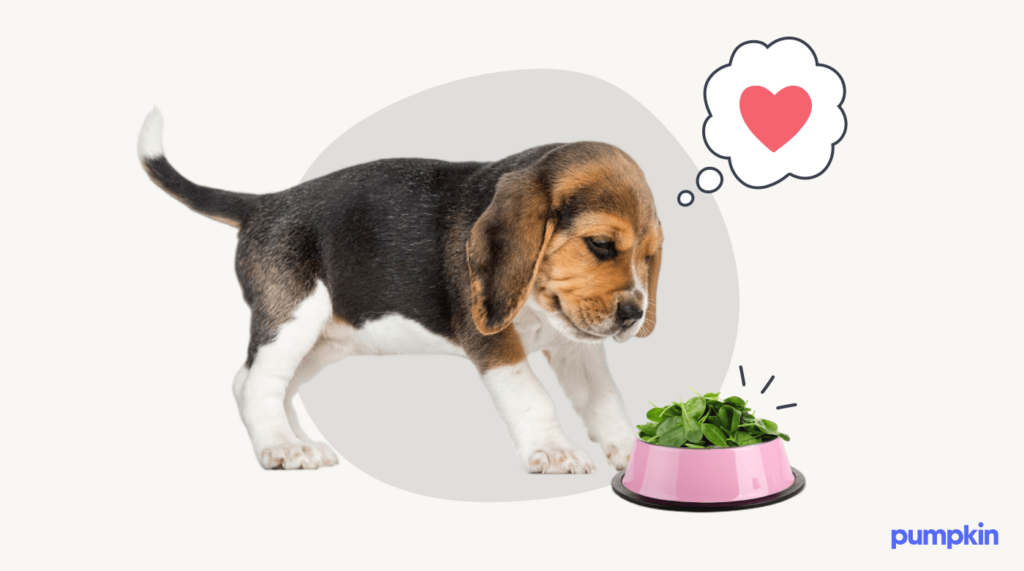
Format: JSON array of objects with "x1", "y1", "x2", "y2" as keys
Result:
[{"x1": 637, "y1": 389, "x2": 790, "y2": 448}]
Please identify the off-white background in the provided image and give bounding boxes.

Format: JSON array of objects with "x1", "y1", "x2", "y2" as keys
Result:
[{"x1": 2, "y1": 1, "x2": 1021, "y2": 569}]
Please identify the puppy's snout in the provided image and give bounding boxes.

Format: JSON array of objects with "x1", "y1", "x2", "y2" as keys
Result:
[{"x1": 616, "y1": 303, "x2": 644, "y2": 329}]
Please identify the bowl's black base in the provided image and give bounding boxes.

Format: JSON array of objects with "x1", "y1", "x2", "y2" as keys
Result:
[{"x1": 611, "y1": 468, "x2": 805, "y2": 512}]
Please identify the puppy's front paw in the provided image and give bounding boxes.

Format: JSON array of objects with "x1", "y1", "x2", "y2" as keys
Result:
[
  {"x1": 600, "y1": 431, "x2": 637, "y2": 471},
  {"x1": 522, "y1": 443, "x2": 595, "y2": 474},
  {"x1": 308, "y1": 441, "x2": 339, "y2": 466},
  {"x1": 258, "y1": 442, "x2": 335, "y2": 470}
]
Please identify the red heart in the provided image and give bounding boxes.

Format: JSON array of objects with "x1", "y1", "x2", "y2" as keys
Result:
[{"x1": 739, "y1": 86, "x2": 812, "y2": 152}]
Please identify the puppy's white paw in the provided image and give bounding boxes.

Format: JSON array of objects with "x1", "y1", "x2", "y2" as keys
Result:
[
  {"x1": 308, "y1": 441, "x2": 339, "y2": 466},
  {"x1": 258, "y1": 442, "x2": 335, "y2": 470},
  {"x1": 522, "y1": 443, "x2": 595, "y2": 474},
  {"x1": 600, "y1": 431, "x2": 637, "y2": 471}
]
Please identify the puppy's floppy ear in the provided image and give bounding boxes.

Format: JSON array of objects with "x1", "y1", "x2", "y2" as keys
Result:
[
  {"x1": 467, "y1": 167, "x2": 555, "y2": 335},
  {"x1": 637, "y1": 245, "x2": 661, "y2": 338}
]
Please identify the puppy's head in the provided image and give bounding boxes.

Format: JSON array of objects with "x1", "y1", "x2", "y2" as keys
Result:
[{"x1": 467, "y1": 142, "x2": 663, "y2": 343}]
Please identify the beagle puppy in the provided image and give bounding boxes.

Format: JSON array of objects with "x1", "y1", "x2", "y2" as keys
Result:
[{"x1": 138, "y1": 109, "x2": 663, "y2": 473}]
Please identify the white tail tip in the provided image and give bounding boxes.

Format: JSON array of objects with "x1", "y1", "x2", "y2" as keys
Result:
[{"x1": 138, "y1": 107, "x2": 164, "y2": 160}]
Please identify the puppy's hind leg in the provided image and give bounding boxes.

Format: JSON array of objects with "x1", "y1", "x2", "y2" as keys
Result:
[
  {"x1": 282, "y1": 342, "x2": 340, "y2": 466},
  {"x1": 235, "y1": 281, "x2": 334, "y2": 469}
]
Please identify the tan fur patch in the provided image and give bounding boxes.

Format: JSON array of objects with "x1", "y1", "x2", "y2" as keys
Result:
[
  {"x1": 548, "y1": 145, "x2": 656, "y2": 227},
  {"x1": 636, "y1": 225, "x2": 663, "y2": 337},
  {"x1": 535, "y1": 212, "x2": 653, "y2": 334},
  {"x1": 208, "y1": 214, "x2": 242, "y2": 228},
  {"x1": 466, "y1": 327, "x2": 527, "y2": 373}
]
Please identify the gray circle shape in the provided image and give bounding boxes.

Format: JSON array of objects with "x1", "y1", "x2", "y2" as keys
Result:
[{"x1": 300, "y1": 70, "x2": 739, "y2": 502}]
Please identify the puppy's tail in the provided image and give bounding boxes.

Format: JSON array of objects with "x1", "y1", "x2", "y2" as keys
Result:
[{"x1": 138, "y1": 108, "x2": 256, "y2": 228}]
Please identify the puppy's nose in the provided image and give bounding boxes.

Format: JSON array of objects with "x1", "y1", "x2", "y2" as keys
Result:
[{"x1": 616, "y1": 303, "x2": 644, "y2": 329}]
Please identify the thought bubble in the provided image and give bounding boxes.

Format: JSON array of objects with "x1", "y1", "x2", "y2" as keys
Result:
[
  {"x1": 676, "y1": 167, "x2": 722, "y2": 208},
  {"x1": 697, "y1": 167, "x2": 723, "y2": 193},
  {"x1": 703, "y1": 37, "x2": 846, "y2": 189}
]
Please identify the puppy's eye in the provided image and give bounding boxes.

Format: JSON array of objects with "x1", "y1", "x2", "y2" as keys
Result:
[
  {"x1": 645, "y1": 256, "x2": 652, "y2": 265},
  {"x1": 585, "y1": 237, "x2": 616, "y2": 260}
]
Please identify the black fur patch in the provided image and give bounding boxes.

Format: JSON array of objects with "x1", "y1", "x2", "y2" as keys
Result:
[
  {"x1": 227, "y1": 146, "x2": 562, "y2": 362},
  {"x1": 144, "y1": 156, "x2": 255, "y2": 225},
  {"x1": 145, "y1": 141, "x2": 650, "y2": 370}
]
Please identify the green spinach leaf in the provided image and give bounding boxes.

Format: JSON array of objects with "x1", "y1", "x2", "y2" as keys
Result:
[
  {"x1": 659, "y1": 425, "x2": 689, "y2": 447},
  {"x1": 637, "y1": 422, "x2": 659, "y2": 436},
  {"x1": 701, "y1": 423, "x2": 729, "y2": 447},
  {"x1": 684, "y1": 396, "x2": 706, "y2": 419}
]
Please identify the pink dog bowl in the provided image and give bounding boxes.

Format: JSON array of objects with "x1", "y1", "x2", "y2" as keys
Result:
[{"x1": 612, "y1": 437, "x2": 805, "y2": 511}]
